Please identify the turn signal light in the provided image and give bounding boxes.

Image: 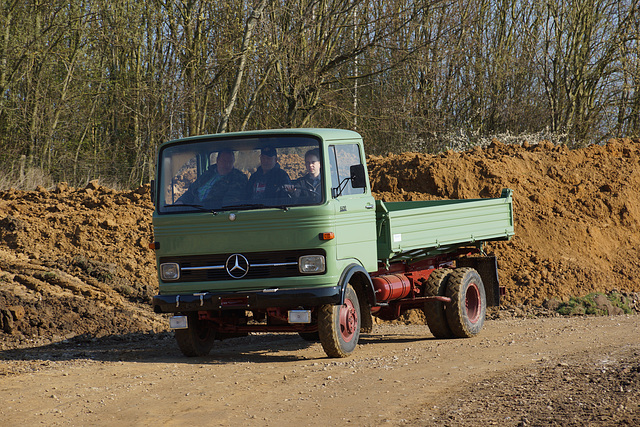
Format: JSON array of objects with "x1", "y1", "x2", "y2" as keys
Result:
[
  {"x1": 319, "y1": 232, "x2": 335, "y2": 241},
  {"x1": 149, "y1": 242, "x2": 160, "y2": 250}
]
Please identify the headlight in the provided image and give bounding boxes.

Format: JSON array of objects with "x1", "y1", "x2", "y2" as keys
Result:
[
  {"x1": 298, "y1": 255, "x2": 325, "y2": 273},
  {"x1": 160, "y1": 262, "x2": 180, "y2": 280}
]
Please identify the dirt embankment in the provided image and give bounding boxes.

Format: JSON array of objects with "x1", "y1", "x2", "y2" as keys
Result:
[
  {"x1": 0, "y1": 182, "x2": 163, "y2": 348},
  {"x1": 368, "y1": 138, "x2": 640, "y2": 307},
  {"x1": 1, "y1": 138, "x2": 640, "y2": 347}
]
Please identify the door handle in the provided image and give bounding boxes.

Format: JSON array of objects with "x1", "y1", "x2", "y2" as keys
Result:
[{"x1": 365, "y1": 203, "x2": 374, "y2": 209}]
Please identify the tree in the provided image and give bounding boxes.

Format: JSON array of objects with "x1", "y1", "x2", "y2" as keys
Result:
[{"x1": 533, "y1": 0, "x2": 638, "y2": 144}]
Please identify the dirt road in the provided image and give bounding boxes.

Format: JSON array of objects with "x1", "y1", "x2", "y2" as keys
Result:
[{"x1": 2, "y1": 315, "x2": 638, "y2": 426}]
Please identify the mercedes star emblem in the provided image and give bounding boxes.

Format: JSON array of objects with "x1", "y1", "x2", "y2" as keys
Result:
[{"x1": 225, "y1": 254, "x2": 249, "y2": 279}]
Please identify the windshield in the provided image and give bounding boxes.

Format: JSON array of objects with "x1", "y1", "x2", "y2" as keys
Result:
[{"x1": 157, "y1": 135, "x2": 323, "y2": 213}]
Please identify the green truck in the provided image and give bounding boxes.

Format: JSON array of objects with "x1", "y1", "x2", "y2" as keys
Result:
[{"x1": 150, "y1": 129, "x2": 515, "y2": 358}]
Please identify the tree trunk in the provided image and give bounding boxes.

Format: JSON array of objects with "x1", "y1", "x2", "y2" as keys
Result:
[{"x1": 217, "y1": 0, "x2": 269, "y2": 134}]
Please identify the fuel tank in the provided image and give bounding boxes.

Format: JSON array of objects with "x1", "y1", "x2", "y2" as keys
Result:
[{"x1": 372, "y1": 274, "x2": 412, "y2": 302}]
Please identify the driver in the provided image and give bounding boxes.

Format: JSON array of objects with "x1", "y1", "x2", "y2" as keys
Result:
[
  {"x1": 177, "y1": 149, "x2": 247, "y2": 207},
  {"x1": 247, "y1": 146, "x2": 291, "y2": 203}
]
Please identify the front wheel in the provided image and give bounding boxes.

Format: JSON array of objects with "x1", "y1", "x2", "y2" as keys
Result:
[
  {"x1": 445, "y1": 268, "x2": 487, "y2": 338},
  {"x1": 318, "y1": 284, "x2": 360, "y2": 358},
  {"x1": 174, "y1": 313, "x2": 216, "y2": 357}
]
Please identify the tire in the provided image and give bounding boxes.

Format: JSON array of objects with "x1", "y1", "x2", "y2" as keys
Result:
[
  {"x1": 445, "y1": 267, "x2": 486, "y2": 338},
  {"x1": 174, "y1": 313, "x2": 216, "y2": 357},
  {"x1": 298, "y1": 331, "x2": 320, "y2": 342},
  {"x1": 318, "y1": 284, "x2": 360, "y2": 358},
  {"x1": 422, "y1": 268, "x2": 454, "y2": 338}
]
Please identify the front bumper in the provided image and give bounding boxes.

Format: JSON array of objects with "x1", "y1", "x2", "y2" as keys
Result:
[{"x1": 152, "y1": 285, "x2": 341, "y2": 314}]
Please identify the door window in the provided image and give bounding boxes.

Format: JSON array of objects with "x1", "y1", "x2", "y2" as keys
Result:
[{"x1": 328, "y1": 144, "x2": 365, "y2": 197}]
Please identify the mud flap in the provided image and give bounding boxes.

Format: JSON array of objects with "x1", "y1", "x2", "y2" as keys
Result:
[{"x1": 457, "y1": 256, "x2": 501, "y2": 306}]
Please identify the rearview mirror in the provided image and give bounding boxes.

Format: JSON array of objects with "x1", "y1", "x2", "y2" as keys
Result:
[
  {"x1": 350, "y1": 164, "x2": 366, "y2": 189},
  {"x1": 150, "y1": 179, "x2": 156, "y2": 205}
]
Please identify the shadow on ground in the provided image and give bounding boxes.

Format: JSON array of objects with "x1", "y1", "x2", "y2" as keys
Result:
[{"x1": 0, "y1": 328, "x2": 439, "y2": 369}]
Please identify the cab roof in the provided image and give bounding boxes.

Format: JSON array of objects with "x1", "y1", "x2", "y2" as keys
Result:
[{"x1": 160, "y1": 128, "x2": 362, "y2": 148}]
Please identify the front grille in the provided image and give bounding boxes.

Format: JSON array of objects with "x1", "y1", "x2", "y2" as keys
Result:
[{"x1": 160, "y1": 249, "x2": 326, "y2": 282}]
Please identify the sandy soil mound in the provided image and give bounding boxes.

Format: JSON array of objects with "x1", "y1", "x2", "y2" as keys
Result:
[
  {"x1": 1, "y1": 138, "x2": 640, "y2": 346},
  {"x1": 0, "y1": 182, "x2": 164, "y2": 348},
  {"x1": 368, "y1": 137, "x2": 640, "y2": 306}
]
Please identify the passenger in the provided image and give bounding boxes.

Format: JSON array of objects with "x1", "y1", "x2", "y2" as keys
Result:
[
  {"x1": 247, "y1": 146, "x2": 291, "y2": 203},
  {"x1": 177, "y1": 149, "x2": 247, "y2": 207},
  {"x1": 288, "y1": 148, "x2": 322, "y2": 203}
]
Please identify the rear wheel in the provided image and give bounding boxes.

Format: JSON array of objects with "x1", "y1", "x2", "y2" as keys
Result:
[
  {"x1": 422, "y1": 268, "x2": 454, "y2": 338},
  {"x1": 318, "y1": 284, "x2": 360, "y2": 358},
  {"x1": 445, "y1": 268, "x2": 486, "y2": 338},
  {"x1": 174, "y1": 313, "x2": 216, "y2": 357}
]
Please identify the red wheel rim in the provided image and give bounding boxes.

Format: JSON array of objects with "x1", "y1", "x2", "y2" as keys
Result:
[
  {"x1": 339, "y1": 298, "x2": 358, "y2": 342},
  {"x1": 466, "y1": 283, "x2": 481, "y2": 323}
]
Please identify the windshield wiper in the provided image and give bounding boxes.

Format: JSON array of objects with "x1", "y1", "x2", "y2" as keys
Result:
[
  {"x1": 223, "y1": 203, "x2": 293, "y2": 212},
  {"x1": 220, "y1": 203, "x2": 267, "y2": 211},
  {"x1": 272, "y1": 204, "x2": 292, "y2": 211},
  {"x1": 163, "y1": 203, "x2": 210, "y2": 212}
]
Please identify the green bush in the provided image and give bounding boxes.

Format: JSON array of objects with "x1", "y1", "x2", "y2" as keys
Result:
[{"x1": 556, "y1": 292, "x2": 633, "y2": 316}]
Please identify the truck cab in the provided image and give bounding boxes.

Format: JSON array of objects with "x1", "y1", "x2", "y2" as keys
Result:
[{"x1": 152, "y1": 129, "x2": 379, "y2": 356}]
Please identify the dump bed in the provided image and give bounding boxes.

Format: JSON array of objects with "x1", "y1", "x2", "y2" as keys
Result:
[{"x1": 376, "y1": 189, "x2": 514, "y2": 261}]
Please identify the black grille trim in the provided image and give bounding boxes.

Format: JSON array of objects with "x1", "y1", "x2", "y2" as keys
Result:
[{"x1": 160, "y1": 249, "x2": 326, "y2": 282}]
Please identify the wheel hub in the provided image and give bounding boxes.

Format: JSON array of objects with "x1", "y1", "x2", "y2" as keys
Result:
[
  {"x1": 466, "y1": 283, "x2": 481, "y2": 323},
  {"x1": 339, "y1": 299, "x2": 358, "y2": 342}
]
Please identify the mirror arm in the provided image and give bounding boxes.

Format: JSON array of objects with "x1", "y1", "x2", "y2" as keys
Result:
[{"x1": 332, "y1": 177, "x2": 351, "y2": 198}]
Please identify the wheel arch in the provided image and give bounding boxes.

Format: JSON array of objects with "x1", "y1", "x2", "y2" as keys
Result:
[
  {"x1": 338, "y1": 263, "x2": 375, "y2": 306},
  {"x1": 338, "y1": 263, "x2": 375, "y2": 333}
]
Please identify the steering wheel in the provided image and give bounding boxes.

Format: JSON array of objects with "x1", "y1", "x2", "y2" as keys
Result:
[{"x1": 276, "y1": 185, "x2": 293, "y2": 199}]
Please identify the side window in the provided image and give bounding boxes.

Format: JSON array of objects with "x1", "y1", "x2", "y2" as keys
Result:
[
  {"x1": 328, "y1": 143, "x2": 365, "y2": 197},
  {"x1": 162, "y1": 152, "x2": 199, "y2": 205}
]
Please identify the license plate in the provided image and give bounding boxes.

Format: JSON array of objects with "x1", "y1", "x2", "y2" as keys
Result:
[
  {"x1": 170, "y1": 315, "x2": 188, "y2": 329},
  {"x1": 288, "y1": 310, "x2": 311, "y2": 324}
]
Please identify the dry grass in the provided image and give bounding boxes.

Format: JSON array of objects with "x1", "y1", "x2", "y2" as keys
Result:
[
  {"x1": 403, "y1": 129, "x2": 571, "y2": 153},
  {"x1": 0, "y1": 166, "x2": 126, "y2": 192},
  {"x1": 0, "y1": 166, "x2": 54, "y2": 191}
]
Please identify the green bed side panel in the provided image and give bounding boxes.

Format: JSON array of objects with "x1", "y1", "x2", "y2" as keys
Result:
[{"x1": 375, "y1": 189, "x2": 515, "y2": 261}]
